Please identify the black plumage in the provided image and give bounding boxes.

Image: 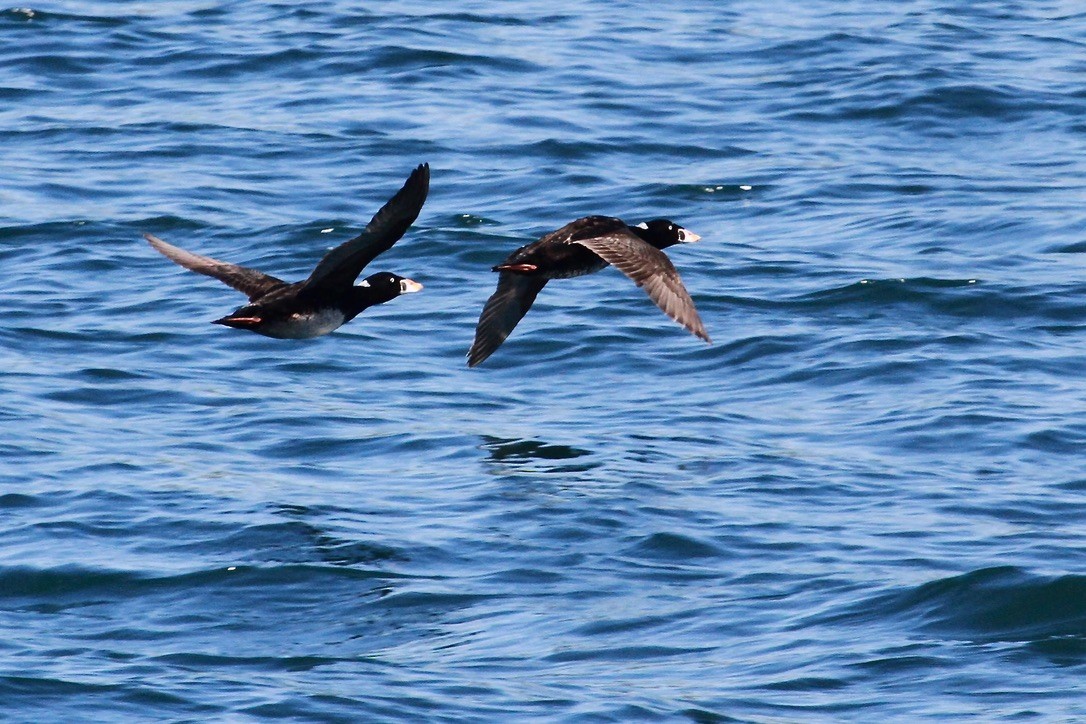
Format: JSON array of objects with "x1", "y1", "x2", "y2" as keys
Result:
[
  {"x1": 146, "y1": 163, "x2": 429, "y2": 339},
  {"x1": 468, "y1": 215, "x2": 710, "y2": 367}
]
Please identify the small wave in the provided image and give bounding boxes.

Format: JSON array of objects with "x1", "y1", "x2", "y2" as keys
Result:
[
  {"x1": 0, "y1": 564, "x2": 397, "y2": 604},
  {"x1": 801, "y1": 277, "x2": 980, "y2": 306},
  {"x1": 212, "y1": 520, "x2": 406, "y2": 567},
  {"x1": 5, "y1": 52, "x2": 102, "y2": 76},
  {"x1": 422, "y1": 11, "x2": 575, "y2": 27},
  {"x1": 644, "y1": 180, "x2": 763, "y2": 202},
  {"x1": 543, "y1": 644, "x2": 713, "y2": 663},
  {"x1": 448, "y1": 213, "x2": 502, "y2": 227},
  {"x1": 0, "y1": 674, "x2": 119, "y2": 696},
  {"x1": 782, "y1": 79, "x2": 1074, "y2": 128},
  {"x1": 151, "y1": 652, "x2": 341, "y2": 672},
  {"x1": 1047, "y1": 240, "x2": 1086, "y2": 254},
  {"x1": 1023, "y1": 427, "x2": 1086, "y2": 455},
  {"x1": 715, "y1": 334, "x2": 808, "y2": 366},
  {"x1": 573, "y1": 612, "x2": 683, "y2": 637},
  {"x1": 779, "y1": 277, "x2": 1086, "y2": 324},
  {"x1": 1, "y1": 8, "x2": 126, "y2": 26},
  {"x1": 0, "y1": 493, "x2": 42, "y2": 508},
  {"x1": 623, "y1": 532, "x2": 726, "y2": 562},
  {"x1": 837, "y1": 567, "x2": 1086, "y2": 643},
  {"x1": 371, "y1": 45, "x2": 539, "y2": 74},
  {"x1": 761, "y1": 676, "x2": 848, "y2": 692},
  {"x1": 0, "y1": 85, "x2": 44, "y2": 100},
  {"x1": 200, "y1": 47, "x2": 325, "y2": 78},
  {"x1": 846, "y1": 85, "x2": 1021, "y2": 122},
  {"x1": 374, "y1": 590, "x2": 493, "y2": 610}
]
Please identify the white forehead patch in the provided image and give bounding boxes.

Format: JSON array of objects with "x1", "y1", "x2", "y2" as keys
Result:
[
  {"x1": 635, "y1": 222, "x2": 649, "y2": 230},
  {"x1": 359, "y1": 280, "x2": 371, "y2": 287}
]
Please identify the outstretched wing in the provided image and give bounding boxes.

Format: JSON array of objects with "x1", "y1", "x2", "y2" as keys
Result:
[
  {"x1": 144, "y1": 233, "x2": 288, "y2": 301},
  {"x1": 467, "y1": 273, "x2": 548, "y2": 367},
  {"x1": 573, "y1": 231, "x2": 711, "y2": 343},
  {"x1": 305, "y1": 163, "x2": 430, "y2": 290}
]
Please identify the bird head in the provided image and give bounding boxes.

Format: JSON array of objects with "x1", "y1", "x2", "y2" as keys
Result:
[
  {"x1": 632, "y1": 219, "x2": 700, "y2": 249},
  {"x1": 357, "y1": 272, "x2": 423, "y2": 304}
]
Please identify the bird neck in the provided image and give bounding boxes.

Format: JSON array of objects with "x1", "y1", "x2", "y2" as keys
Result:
[
  {"x1": 629, "y1": 226, "x2": 675, "y2": 250},
  {"x1": 340, "y1": 286, "x2": 376, "y2": 320}
]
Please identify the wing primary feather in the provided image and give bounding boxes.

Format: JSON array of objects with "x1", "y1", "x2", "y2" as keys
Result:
[
  {"x1": 144, "y1": 233, "x2": 288, "y2": 301},
  {"x1": 467, "y1": 273, "x2": 548, "y2": 367},
  {"x1": 573, "y1": 231, "x2": 711, "y2": 343},
  {"x1": 304, "y1": 163, "x2": 430, "y2": 290}
]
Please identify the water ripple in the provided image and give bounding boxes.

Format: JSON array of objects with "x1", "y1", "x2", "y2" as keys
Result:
[{"x1": 2, "y1": 1, "x2": 1086, "y2": 720}]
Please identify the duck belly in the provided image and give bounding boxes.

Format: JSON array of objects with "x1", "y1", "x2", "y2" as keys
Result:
[{"x1": 260, "y1": 308, "x2": 346, "y2": 339}]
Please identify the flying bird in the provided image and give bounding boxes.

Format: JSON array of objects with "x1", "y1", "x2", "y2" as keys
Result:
[
  {"x1": 468, "y1": 215, "x2": 710, "y2": 367},
  {"x1": 145, "y1": 163, "x2": 429, "y2": 339}
]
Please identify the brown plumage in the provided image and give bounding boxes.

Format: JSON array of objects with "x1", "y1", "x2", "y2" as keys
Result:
[{"x1": 468, "y1": 216, "x2": 709, "y2": 367}]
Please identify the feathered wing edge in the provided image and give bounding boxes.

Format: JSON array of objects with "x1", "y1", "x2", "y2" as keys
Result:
[
  {"x1": 467, "y1": 272, "x2": 548, "y2": 367},
  {"x1": 304, "y1": 163, "x2": 430, "y2": 290},
  {"x1": 573, "y1": 232, "x2": 711, "y2": 343},
  {"x1": 144, "y1": 233, "x2": 288, "y2": 301}
]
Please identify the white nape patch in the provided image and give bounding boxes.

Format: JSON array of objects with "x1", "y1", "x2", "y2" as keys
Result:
[
  {"x1": 635, "y1": 222, "x2": 649, "y2": 229},
  {"x1": 358, "y1": 279, "x2": 371, "y2": 287},
  {"x1": 261, "y1": 309, "x2": 345, "y2": 339},
  {"x1": 320, "y1": 228, "x2": 334, "y2": 233}
]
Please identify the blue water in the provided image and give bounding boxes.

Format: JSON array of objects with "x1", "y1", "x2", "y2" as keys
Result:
[{"x1": 3, "y1": 1, "x2": 1086, "y2": 720}]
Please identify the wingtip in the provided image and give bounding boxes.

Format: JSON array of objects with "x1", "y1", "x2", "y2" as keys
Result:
[
  {"x1": 466, "y1": 341, "x2": 495, "y2": 368},
  {"x1": 676, "y1": 313, "x2": 711, "y2": 345},
  {"x1": 144, "y1": 232, "x2": 174, "y2": 255},
  {"x1": 687, "y1": 320, "x2": 712, "y2": 344},
  {"x1": 411, "y1": 162, "x2": 430, "y2": 187},
  {"x1": 400, "y1": 162, "x2": 430, "y2": 206}
]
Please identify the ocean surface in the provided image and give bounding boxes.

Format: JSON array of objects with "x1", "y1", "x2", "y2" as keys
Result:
[{"x1": 3, "y1": 1, "x2": 1086, "y2": 721}]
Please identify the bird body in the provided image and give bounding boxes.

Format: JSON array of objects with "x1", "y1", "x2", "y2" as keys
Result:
[
  {"x1": 146, "y1": 163, "x2": 429, "y2": 339},
  {"x1": 218, "y1": 306, "x2": 345, "y2": 340},
  {"x1": 493, "y1": 216, "x2": 617, "y2": 279},
  {"x1": 468, "y1": 215, "x2": 710, "y2": 367},
  {"x1": 205, "y1": 274, "x2": 422, "y2": 338}
]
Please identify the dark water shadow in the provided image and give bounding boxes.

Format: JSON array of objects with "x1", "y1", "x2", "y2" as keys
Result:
[{"x1": 479, "y1": 435, "x2": 599, "y2": 474}]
